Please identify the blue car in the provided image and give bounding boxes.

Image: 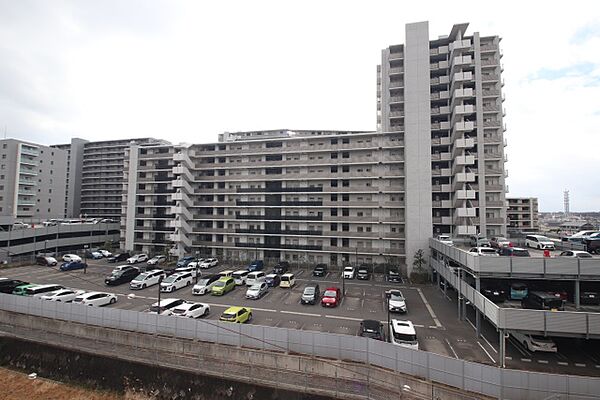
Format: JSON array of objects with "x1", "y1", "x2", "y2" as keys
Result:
[
  {"x1": 60, "y1": 261, "x2": 87, "y2": 271},
  {"x1": 247, "y1": 260, "x2": 264, "y2": 272},
  {"x1": 176, "y1": 256, "x2": 196, "y2": 268}
]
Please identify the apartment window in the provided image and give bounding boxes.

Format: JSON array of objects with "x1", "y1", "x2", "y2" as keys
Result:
[
  {"x1": 342, "y1": 223, "x2": 349, "y2": 231},
  {"x1": 1, "y1": 155, "x2": 5, "y2": 159},
  {"x1": 357, "y1": 211, "x2": 363, "y2": 217},
  {"x1": 330, "y1": 180, "x2": 338, "y2": 187},
  {"x1": 330, "y1": 223, "x2": 337, "y2": 231},
  {"x1": 331, "y1": 152, "x2": 338, "y2": 159},
  {"x1": 331, "y1": 194, "x2": 337, "y2": 201},
  {"x1": 342, "y1": 152, "x2": 349, "y2": 159},
  {"x1": 342, "y1": 180, "x2": 349, "y2": 187},
  {"x1": 331, "y1": 208, "x2": 338, "y2": 217},
  {"x1": 342, "y1": 194, "x2": 349, "y2": 201},
  {"x1": 330, "y1": 166, "x2": 338, "y2": 173},
  {"x1": 331, "y1": 138, "x2": 338, "y2": 145},
  {"x1": 342, "y1": 166, "x2": 349, "y2": 173},
  {"x1": 1, "y1": 144, "x2": 5, "y2": 149},
  {"x1": 342, "y1": 138, "x2": 350, "y2": 144},
  {"x1": 357, "y1": 227, "x2": 363, "y2": 232},
  {"x1": 342, "y1": 209, "x2": 349, "y2": 216}
]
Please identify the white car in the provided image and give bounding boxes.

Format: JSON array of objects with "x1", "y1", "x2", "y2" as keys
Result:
[
  {"x1": 147, "y1": 255, "x2": 167, "y2": 265},
  {"x1": 525, "y1": 235, "x2": 555, "y2": 250},
  {"x1": 342, "y1": 266, "x2": 356, "y2": 279},
  {"x1": 246, "y1": 271, "x2": 266, "y2": 286},
  {"x1": 387, "y1": 289, "x2": 407, "y2": 313},
  {"x1": 160, "y1": 271, "x2": 194, "y2": 292},
  {"x1": 246, "y1": 282, "x2": 269, "y2": 299},
  {"x1": 510, "y1": 331, "x2": 557, "y2": 353},
  {"x1": 129, "y1": 269, "x2": 166, "y2": 290},
  {"x1": 192, "y1": 274, "x2": 221, "y2": 295},
  {"x1": 559, "y1": 250, "x2": 593, "y2": 258},
  {"x1": 233, "y1": 270, "x2": 250, "y2": 285},
  {"x1": 12, "y1": 221, "x2": 31, "y2": 229},
  {"x1": 127, "y1": 254, "x2": 148, "y2": 264},
  {"x1": 171, "y1": 302, "x2": 210, "y2": 318},
  {"x1": 199, "y1": 258, "x2": 218, "y2": 268},
  {"x1": 73, "y1": 291, "x2": 117, "y2": 307},
  {"x1": 112, "y1": 264, "x2": 135, "y2": 273},
  {"x1": 62, "y1": 254, "x2": 82, "y2": 262},
  {"x1": 174, "y1": 265, "x2": 200, "y2": 278},
  {"x1": 437, "y1": 235, "x2": 454, "y2": 246},
  {"x1": 40, "y1": 289, "x2": 84, "y2": 302},
  {"x1": 389, "y1": 319, "x2": 419, "y2": 350},
  {"x1": 90, "y1": 251, "x2": 104, "y2": 259},
  {"x1": 148, "y1": 298, "x2": 186, "y2": 315},
  {"x1": 468, "y1": 247, "x2": 499, "y2": 256},
  {"x1": 98, "y1": 249, "x2": 112, "y2": 257}
]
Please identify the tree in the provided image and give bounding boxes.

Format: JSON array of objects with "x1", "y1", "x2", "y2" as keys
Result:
[{"x1": 412, "y1": 249, "x2": 427, "y2": 272}]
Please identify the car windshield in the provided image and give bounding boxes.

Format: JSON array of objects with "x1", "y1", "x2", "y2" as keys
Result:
[
  {"x1": 390, "y1": 292, "x2": 404, "y2": 301},
  {"x1": 481, "y1": 249, "x2": 497, "y2": 255},
  {"x1": 578, "y1": 253, "x2": 592, "y2": 258},
  {"x1": 358, "y1": 269, "x2": 368, "y2": 274},
  {"x1": 162, "y1": 275, "x2": 176, "y2": 283},
  {"x1": 197, "y1": 278, "x2": 211, "y2": 286},
  {"x1": 136, "y1": 273, "x2": 149, "y2": 280},
  {"x1": 214, "y1": 281, "x2": 225, "y2": 287},
  {"x1": 249, "y1": 284, "x2": 262, "y2": 290},
  {"x1": 171, "y1": 308, "x2": 186, "y2": 314},
  {"x1": 221, "y1": 312, "x2": 235, "y2": 319},
  {"x1": 111, "y1": 271, "x2": 123, "y2": 277},
  {"x1": 388, "y1": 270, "x2": 399, "y2": 275},
  {"x1": 314, "y1": 266, "x2": 324, "y2": 271},
  {"x1": 344, "y1": 267, "x2": 353, "y2": 272},
  {"x1": 281, "y1": 276, "x2": 291, "y2": 281},
  {"x1": 303, "y1": 287, "x2": 315, "y2": 295},
  {"x1": 324, "y1": 290, "x2": 337, "y2": 297},
  {"x1": 513, "y1": 250, "x2": 529, "y2": 256},
  {"x1": 538, "y1": 236, "x2": 551, "y2": 241},
  {"x1": 531, "y1": 335, "x2": 551, "y2": 342}
]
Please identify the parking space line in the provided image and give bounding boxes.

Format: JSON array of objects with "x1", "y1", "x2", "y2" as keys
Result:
[
  {"x1": 478, "y1": 342, "x2": 496, "y2": 363},
  {"x1": 481, "y1": 334, "x2": 498, "y2": 354},
  {"x1": 416, "y1": 288, "x2": 442, "y2": 328},
  {"x1": 575, "y1": 363, "x2": 587, "y2": 367},
  {"x1": 280, "y1": 310, "x2": 321, "y2": 318},
  {"x1": 445, "y1": 338, "x2": 459, "y2": 359},
  {"x1": 538, "y1": 360, "x2": 549, "y2": 364},
  {"x1": 325, "y1": 315, "x2": 363, "y2": 322},
  {"x1": 522, "y1": 358, "x2": 532, "y2": 363},
  {"x1": 413, "y1": 324, "x2": 425, "y2": 328},
  {"x1": 558, "y1": 361, "x2": 568, "y2": 366}
]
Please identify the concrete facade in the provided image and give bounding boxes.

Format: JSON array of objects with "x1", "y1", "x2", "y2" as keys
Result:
[
  {"x1": 507, "y1": 197, "x2": 539, "y2": 233},
  {"x1": 0, "y1": 139, "x2": 68, "y2": 226},
  {"x1": 52, "y1": 138, "x2": 88, "y2": 218},
  {"x1": 377, "y1": 21, "x2": 508, "y2": 261}
]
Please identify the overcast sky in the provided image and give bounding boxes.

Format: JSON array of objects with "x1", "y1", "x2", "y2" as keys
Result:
[{"x1": 0, "y1": 0, "x2": 599, "y2": 212}]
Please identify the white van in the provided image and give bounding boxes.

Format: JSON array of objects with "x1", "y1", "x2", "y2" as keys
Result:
[
  {"x1": 389, "y1": 319, "x2": 419, "y2": 350},
  {"x1": 233, "y1": 270, "x2": 250, "y2": 286},
  {"x1": 246, "y1": 271, "x2": 266, "y2": 286},
  {"x1": 279, "y1": 273, "x2": 296, "y2": 288},
  {"x1": 525, "y1": 235, "x2": 555, "y2": 250}
]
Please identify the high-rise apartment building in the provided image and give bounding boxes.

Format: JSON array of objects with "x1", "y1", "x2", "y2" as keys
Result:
[
  {"x1": 377, "y1": 21, "x2": 507, "y2": 260},
  {"x1": 507, "y1": 197, "x2": 539, "y2": 233},
  {"x1": 52, "y1": 138, "x2": 88, "y2": 218},
  {"x1": 0, "y1": 139, "x2": 68, "y2": 226}
]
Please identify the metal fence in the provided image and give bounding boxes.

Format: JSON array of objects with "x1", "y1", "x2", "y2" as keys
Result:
[{"x1": 0, "y1": 294, "x2": 599, "y2": 399}]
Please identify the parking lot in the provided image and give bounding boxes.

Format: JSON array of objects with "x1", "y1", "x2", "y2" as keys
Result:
[{"x1": 3, "y1": 259, "x2": 600, "y2": 377}]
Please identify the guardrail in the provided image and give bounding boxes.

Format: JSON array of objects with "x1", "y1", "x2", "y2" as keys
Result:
[{"x1": 0, "y1": 293, "x2": 599, "y2": 399}]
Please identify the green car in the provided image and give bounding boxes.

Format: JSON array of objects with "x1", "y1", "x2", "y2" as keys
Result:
[
  {"x1": 12, "y1": 283, "x2": 38, "y2": 296},
  {"x1": 211, "y1": 277, "x2": 235, "y2": 296}
]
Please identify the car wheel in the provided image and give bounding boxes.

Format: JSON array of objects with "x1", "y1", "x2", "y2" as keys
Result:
[
  {"x1": 203, "y1": 308, "x2": 209, "y2": 317},
  {"x1": 109, "y1": 297, "x2": 116, "y2": 304},
  {"x1": 248, "y1": 313, "x2": 252, "y2": 322},
  {"x1": 142, "y1": 284, "x2": 146, "y2": 289}
]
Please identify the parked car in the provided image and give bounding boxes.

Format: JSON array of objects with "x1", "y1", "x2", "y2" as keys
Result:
[
  {"x1": 321, "y1": 287, "x2": 341, "y2": 307},
  {"x1": 247, "y1": 260, "x2": 264, "y2": 272},
  {"x1": 468, "y1": 247, "x2": 499, "y2": 256},
  {"x1": 342, "y1": 266, "x2": 356, "y2": 279},
  {"x1": 171, "y1": 302, "x2": 210, "y2": 318},
  {"x1": 482, "y1": 287, "x2": 507, "y2": 303},
  {"x1": 192, "y1": 274, "x2": 221, "y2": 295},
  {"x1": 160, "y1": 271, "x2": 194, "y2": 292},
  {"x1": 312, "y1": 264, "x2": 327, "y2": 277},
  {"x1": 62, "y1": 254, "x2": 82, "y2": 263},
  {"x1": 301, "y1": 283, "x2": 320, "y2": 305},
  {"x1": 559, "y1": 250, "x2": 593, "y2": 258},
  {"x1": 584, "y1": 238, "x2": 600, "y2": 255},
  {"x1": 0, "y1": 279, "x2": 28, "y2": 294},
  {"x1": 389, "y1": 319, "x2": 419, "y2": 350},
  {"x1": 470, "y1": 235, "x2": 491, "y2": 247},
  {"x1": 211, "y1": 277, "x2": 235, "y2": 296},
  {"x1": 246, "y1": 282, "x2": 269, "y2": 299},
  {"x1": 510, "y1": 282, "x2": 528, "y2": 300},
  {"x1": 273, "y1": 261, "x2": 289, "y2": 275},
  {"x1": 490, "y1": 237, "x2": 512, "y2": 249},
  {"x1": 387, "y1": 290, "x2": 407, "y2": 313},
  {"x1": 60, "y1": 261, "x2": 88, "y2": 271},
  {"x1": 129, "y1": 269, "x2": 166, "y2": 290},
  {"x1": 437, "y1": 235, "x2": 454, "y2": 246},
  {"x1": 176, "y1": 256, "x2": 196, "y2": 268},
  {"x1": 510, "y1": 331, "x2": 557, "y2": 353},
  {"x1": 280, "y1": 273, "x2": 296, "y2": 288},
  {"x1": 147, "y1": 298, "x2": 185, "y2": 315},
  {"x1": 497, "y1": 247, "x2": 530, "y2": 257},
  {"x1": 265, "y1": 273, "x2": 281, "y2": 287},
  {"x1": 199, "y1": 258, "x2": 219, "y2": 269},
  {"x1": 233, "y1": 270, "x2": 250, "y2": 285},
  {"x1": 219, "y1": 306, "x2": 252, "y2": 323},
  {"x1": 89, "y1": 251, "x2": 104, "y2": 260},
  {"x1": 359, "y1": 320, "x2": 386, "y2": 341},
  {"x1": 356, "y1": 266, "x2": 370, "y2": 280},
  {"x1": 147, "y1": 255, "x2": 167, "y2": 265},
  {"x1": 98, "y1": 249, "x2": 112, "y2": 258},
  {"x1": 525, "y1": 235, "x2": 555, "y2": 250},
  {"x1": 26, "y1": 284, "x2": 65, "y2": 297},
  {"x1": 107, "y1": 253, "x2": 130, "y2": 263},
  {"x1": 127, "y1": 254, "x2": 148, "y2": 264},
  {"x1": 36, "y1": 256, "x2": 57, "y2": 266},
  {"x1": 386, "y1": 269, "x2": 402, "y2": 283},
  {"x1": 174, "y1": 265, "x2": 200, "y2": 278},
  {"x1": 104, "y1": 266, "x2": 140, "y2": 286},
  {"x1": 219, "y1": 270, "x2": 234, "y2": 278},
  {"x1": 12, "y1": 221, "x2": 31, "y2": 229},
  {"x1": 73, "y1": 291, "x2": 117, "y2": 307},
  {"x1": 580, "y1": 291, "x2": 600, "y2": 305},
  {"x1": 521, "y1": 291, "x2": 564, "y2": 311},
  {"x1": 40, "y1": 289, "x2": 83, "y2": 302},
  {"x1": 12, "y1": 283, "x2": 37, "y2": 296},
  {"x1": 246, "y1": 271, "x2": 266, "y2": 286}
]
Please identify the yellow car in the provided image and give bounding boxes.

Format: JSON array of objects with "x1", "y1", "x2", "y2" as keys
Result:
[
  {"x1": 219, "y1": 306, "x2": 252, "y2": 323},
  {"x1": 211, "y1": 277, "x2": 235, "y2": 296}
]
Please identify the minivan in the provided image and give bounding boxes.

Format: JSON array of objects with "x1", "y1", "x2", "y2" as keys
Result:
[
  {"x1": 246, "y1": 271, "x2": 266, "y2": 286},
  {"x1": 525, "y1": 235, "x2": 555, "y2": 250},
  {"x1": 25, "y1": 284, "x2": 64, "y2": 297},
  {"x1": 233, "y1": 270, "x2": 250, "y2": 285},
  {"x1": 192, "y1": 274, "x2": 221, "y2": 295},
  {"x1": 279, "y1": 273, "x2": 296, "y2": 288},
  {"x1": 521, "y1": 291, "x2": 564, "y2": 311}
]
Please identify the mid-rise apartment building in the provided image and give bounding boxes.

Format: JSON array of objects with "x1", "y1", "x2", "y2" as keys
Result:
[
  {"x1": 52, "y1": 138, "x2": 88, "y2": 218},
  {"x1": 0, "y1": 139, "x2": 68, "y2": 226},
  {"x1": 377, "y1": 21, "x2": 507, "y2": 260},
  {"x1": 507, "y1": 197, "x2": 539, "y2": 233}
]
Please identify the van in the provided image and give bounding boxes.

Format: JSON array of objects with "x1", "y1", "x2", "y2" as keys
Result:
[
  {"x1": 25, "y1": 284, "x2": 64, "y2": 297},
  {"x1": 279, "y1": 273, "x2": 296, "y2": 288},
  {"x1": 219, "y1": 270, "x2": 234, "y2": 278},
  {"x1": 389, "y1": 319, "x2": 419, "y2": 350},
  {"x1": 233, "y1": 270, "x2": 250, "y2": 285},
  {"x1": 510, "y1": 282, "x2": 528, "y2": 300},
  {"x1": 246, "y1": 271, "x2": 266, "y2": 286},
  {"x1": 521, "y1": 291, "x2": 564, "y2": 311},
  {"x1": 525, "y1": 235, "x2": 555, "y2": 250}
]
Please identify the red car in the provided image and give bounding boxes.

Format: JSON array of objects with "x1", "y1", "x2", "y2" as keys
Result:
[{"x1": 321, "y1": 287, "x2": 341, "y2": 307}]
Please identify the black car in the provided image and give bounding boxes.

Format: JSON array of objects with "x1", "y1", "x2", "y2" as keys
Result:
[
  {"x1": 356, "y1": 266, "x2": 370, "y2": 280},
  {"x1": 107, "y1": 252, "x2": 130, "y2": 263},
  {"x1": 580, "y1": 291, "x2": 600, "y2": 305},
  {"x1": 359, "y1": 319, "x2": 385, "y2": 342},
  {"x1": 301, "y1": 283, "x2": 320, "y2": 305},
  {"x1": 273, "y1": 261, "x2": 290, "y2": 275},
  {"x1": 105, "y1": 266, "x2": 140, "y2": 286},
  {"x1": 497, "y1": 247, "x2": 530, "y2": 257},
  {"x1": 482, "y1": 287, "x2": 507, "y2": 303},
  {"x1": 386, "y1": 269, "x2": 402, "y2": 283},
  {"x1": 312, "y1": 264, "x2": 328, "y2": 277},
  {"x1": 0, "y1": 278, "x2": 28, "y2": 294}
]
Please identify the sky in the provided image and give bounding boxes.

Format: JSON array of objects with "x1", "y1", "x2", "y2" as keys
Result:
[{"x1": 0, "y1": 0, "x2": 599, "y2": 212}]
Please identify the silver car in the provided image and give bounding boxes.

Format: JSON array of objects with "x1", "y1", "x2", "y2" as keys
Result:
[{"x1": 245, "y1": 282, "x2": 268, "y2": 299}]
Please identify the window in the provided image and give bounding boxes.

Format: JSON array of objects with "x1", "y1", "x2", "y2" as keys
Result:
[
  {"x1": 331, "y1": 138, "x2": 338, "y2": 145},
  {"x1": 342, "y1": 180, "x2": 349, "y2": 187},
  {"x1": 342, "y1": 209, "x2": 349, "y2": 216},
  {"x1": 331, "y1": 152, "x2": 338, "y2": 159},
  {"x1": 331, "y1": 194, "x2": 337, "y2": 201},
  {"x1": 342, "y1": 138, "x2": 350, "y2": 144},
  {"x1": 330, "y1": 223, "x2": 337, "y2": 231},
  {"x1": 331, "y1": 180, "x2": 338, "y2": 187},
  {"x1": 342, "y1": 166, "x2": 349, "y2": 173},
  {"x1": 331, "y1": 208, "x2": 338, "y2": 216},
  {"x1": 342, "y1": 152, "x2": 349, "y2": 158},
  {"x1": 331, "y1": 166, "x2": 338, "y2": 173}
]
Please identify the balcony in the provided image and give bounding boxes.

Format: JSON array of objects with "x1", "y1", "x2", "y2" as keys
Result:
[
  {"x1": 456, "y1": 207, "x2": 477, "y2": 218},
  {"x1": 454, "y1": 121, "x2": 474, "y2": 132},
  {"x1": 456, "y1": 190, "x2": 476, "y2": 200},
  {"x1": 20, "y1": 147, "x2": 39, "y2": 157},
  {"x1": 456, "y1": 225, "x2": 477, "y2": 236},
  {"x1": 389, "y1": 81, "x2": 404, "y2": 89},
  {"x1": 389, "y1": 96, "x2": 404, "y2": 104},
  {"x1": 455, "y1": 172, "x2": 476, "y2": 183},
  {"x1": 389, "y1": 67, "x2": 404, "y2": 75},
  {"x1": 19, "y1": 168, "x2": 38, "y2": 176},
  {"x1": 454, "y1": 155, "x2": 475, "y2": 166},
  {"x1": 18, "y1": 179, "x2": 37, "y2": 186},
  {"x1": 454, "y1": 138, "x2": 475, "y2": 148}
]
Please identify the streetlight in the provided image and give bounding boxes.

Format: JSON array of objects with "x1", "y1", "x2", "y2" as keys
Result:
[
  {"x1": 157, "y1": 275, "x2": 164, "y2": 312},
  {"x1": 83, "y1": 245, "x2": 88, "y2": 274},
  {"x1": 385, "y1": 290, "x2": 391, "y2": 342}
]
